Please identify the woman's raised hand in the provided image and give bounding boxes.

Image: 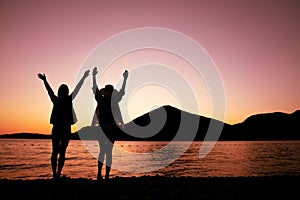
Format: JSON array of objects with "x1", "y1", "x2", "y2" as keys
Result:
[
  {"x1": 83, "y1": 70, "x2": 90, "y2": 79},
  {"x1": 37, "y1": 73, "x2": 46, "y2": 81},
  {"x1": 92, "y1": 67, "x2": 98, "y2": 76},
  {"x1": 123, "y1": 70, "x2": 128, "y2": 79}
]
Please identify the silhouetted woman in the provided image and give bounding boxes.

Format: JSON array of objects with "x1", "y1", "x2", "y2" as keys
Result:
[
  {"x1": 38, "y1": 70, "x2": 90, "y2": 179},
  {"x1": 91, "y1": 67, "x2": 128, "y2": 180}
]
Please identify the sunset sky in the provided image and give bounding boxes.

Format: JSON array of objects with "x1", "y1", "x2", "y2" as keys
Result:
[{"x1": 0, "y1": 0, "x2": 299, "y2": 134}]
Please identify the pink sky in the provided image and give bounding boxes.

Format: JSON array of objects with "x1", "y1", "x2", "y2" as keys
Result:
[{"x1": 0, "y1": 0, "x2": 300, "y2": 134}]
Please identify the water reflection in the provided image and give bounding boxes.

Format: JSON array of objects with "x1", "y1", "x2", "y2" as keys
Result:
[{"x1": 0, "y1": 139, "x2": 300, "y2": 180}]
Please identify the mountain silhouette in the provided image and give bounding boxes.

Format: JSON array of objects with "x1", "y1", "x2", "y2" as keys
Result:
[
  {"x1": 228, "y1": 110, "x2": 300, "y2": 140},
  {"x1": 122, "y1": 105, "x2": 229, "y2": 141},
  {"x1": 75, "y1": 105, "x2": 300, "y2": 141},
  {"x1": 1, "y1": 105, "x2": 299, "y2": 141}
]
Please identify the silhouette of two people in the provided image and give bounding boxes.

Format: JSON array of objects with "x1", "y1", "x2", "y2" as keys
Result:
[
  {"x1": 91, "y1": 67, "x2": 128, "y2": 180},
  {"x1": 38, "y1": 70, "x2": 90, "y2": 179},
  {"x1": 38, "y1": 67, "x2": 128, "y2": 180}
]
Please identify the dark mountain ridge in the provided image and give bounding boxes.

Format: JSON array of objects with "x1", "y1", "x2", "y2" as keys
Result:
[
  {"x1": 1, "y1": 105, "x2": 299, "y2": 141},
  {"x1": 230, "y1": 109, "x2": 300, "y2": 140}
]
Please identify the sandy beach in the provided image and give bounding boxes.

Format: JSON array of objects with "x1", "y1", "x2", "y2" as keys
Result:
[{"x1": 1, "y1": 175, "x2": 299, "y2": 200}]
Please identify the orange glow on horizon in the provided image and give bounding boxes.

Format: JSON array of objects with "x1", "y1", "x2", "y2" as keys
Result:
[{"x1": 0, "y1": 1, "x2": 300, "y2": 134}]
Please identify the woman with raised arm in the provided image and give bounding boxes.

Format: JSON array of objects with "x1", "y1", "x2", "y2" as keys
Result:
[
  {"x1": 37, "y1": 70, "x2": 90, "y2": 180},
  {"x1": 92, "y1": 67, "x2": 128, "y2": 180}
]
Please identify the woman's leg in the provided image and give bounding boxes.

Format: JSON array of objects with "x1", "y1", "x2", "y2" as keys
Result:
[
  {"x1": 57, "y1": 125, "x2": 71, "y2": 177},
  {"x1": 105, "y1": 140, "x2": 114, "y2": 179},
  {"x1": 51, "y1": 126, "x2": 60, "y2": 179},
  {"x1": 97, "y1": 140, "x2": 105, "y2": 180}
]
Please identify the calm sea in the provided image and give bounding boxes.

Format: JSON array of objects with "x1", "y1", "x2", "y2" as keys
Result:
[{"x1": 0, "y1": 139, "x2": 299, "y2": 180}]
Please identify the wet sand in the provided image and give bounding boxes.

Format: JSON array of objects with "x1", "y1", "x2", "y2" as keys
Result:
[{"x1": 0, "y1": 175, "x2": 299, "y2": 199}]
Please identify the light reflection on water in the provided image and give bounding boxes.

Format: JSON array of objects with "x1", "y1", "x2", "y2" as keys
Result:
[{"x1": 0, "y1": 139, "x2": 299, "y2": 180}]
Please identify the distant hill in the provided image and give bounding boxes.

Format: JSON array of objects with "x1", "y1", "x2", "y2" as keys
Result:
[
  {"x1": 1, "y1": 105, "x2": 299, "y2": 141},
  {"x1": 76, "y1": 105, "x2": 229, "y2": 141},
  {"x1": 0, "y1": 133, "x2": 52, "y2": 139},
  {"x1": 227, "y1": 110, "x2": 300, "y2": 140},
  {"x1": 76, "y1": 105, "x2": 300, "y2": 141}
]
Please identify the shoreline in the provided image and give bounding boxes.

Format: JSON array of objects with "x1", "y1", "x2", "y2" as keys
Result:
[{"x1": 1, "y1": 175, "x2": 299, "y2": 199}]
